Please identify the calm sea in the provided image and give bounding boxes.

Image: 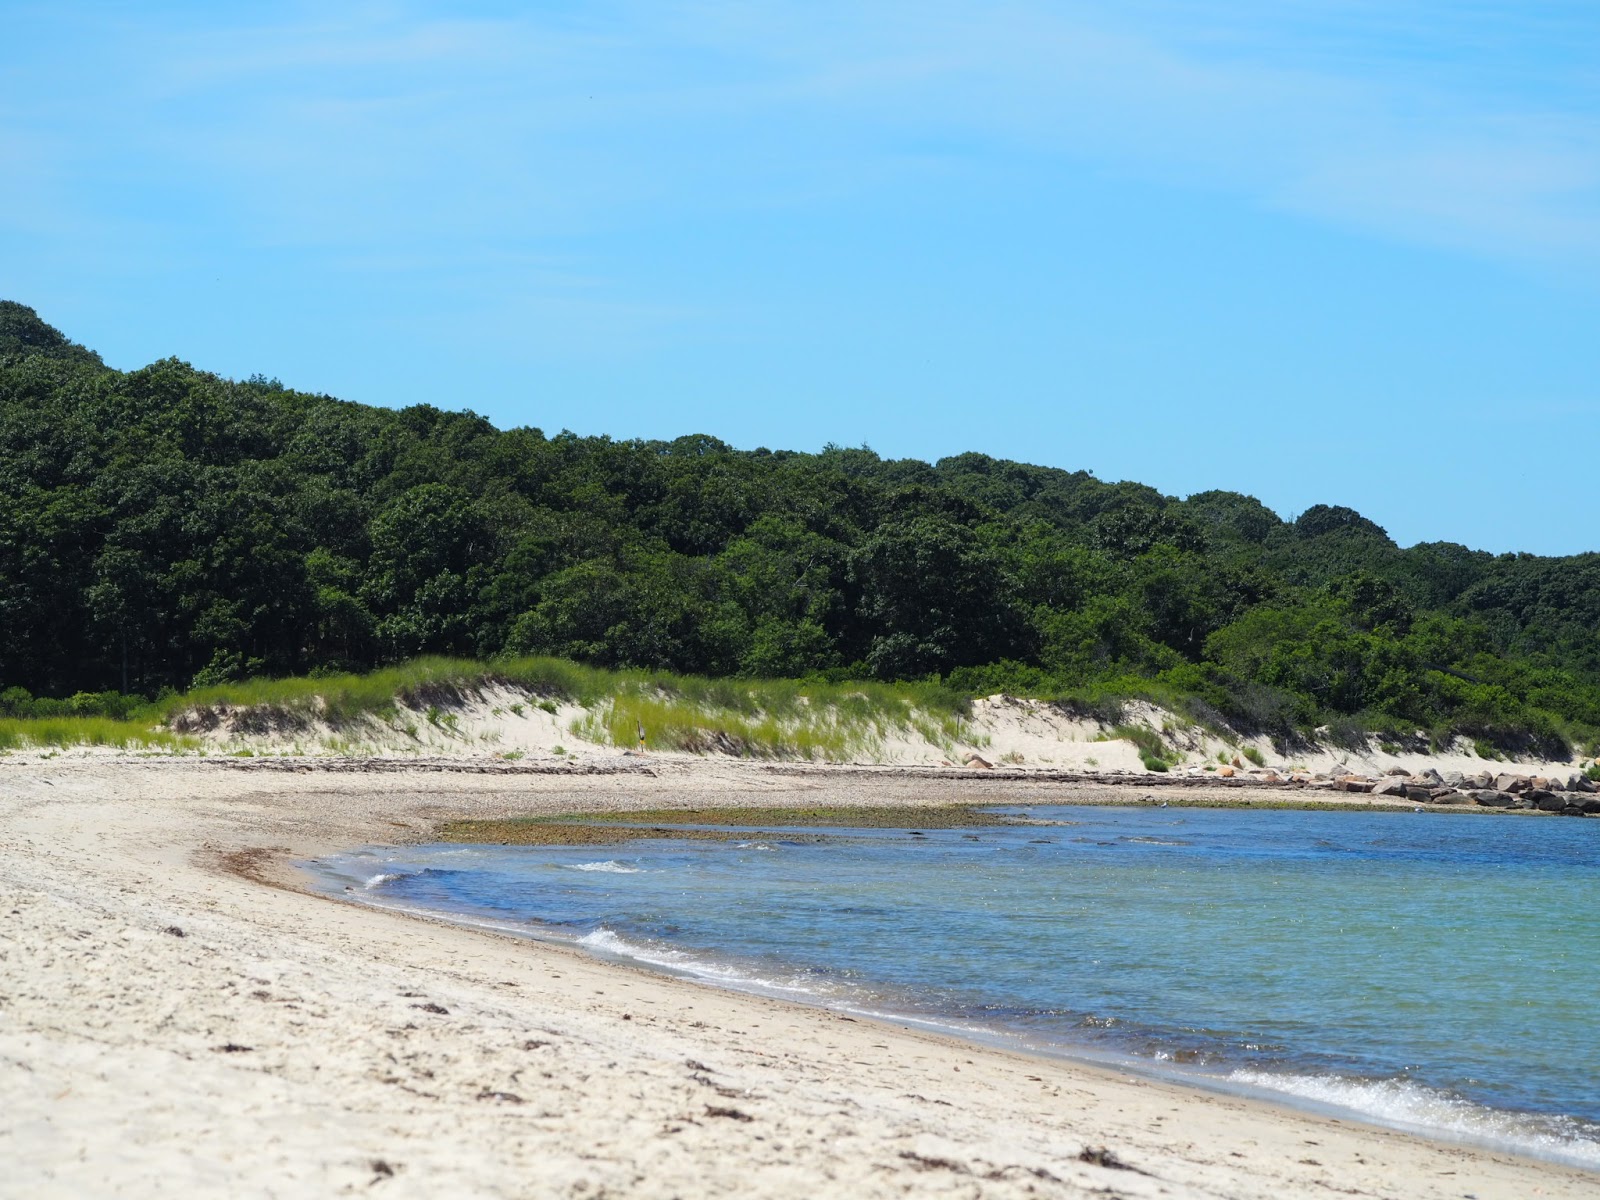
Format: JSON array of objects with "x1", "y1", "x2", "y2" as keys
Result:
[{"x1": 305, "y1": 805, "x2": 1600, "y2": 1168}]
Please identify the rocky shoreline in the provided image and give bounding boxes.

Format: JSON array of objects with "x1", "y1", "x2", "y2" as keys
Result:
[{"x1": 1205, "y1": 762, "x2": 1600, "y2": 815}]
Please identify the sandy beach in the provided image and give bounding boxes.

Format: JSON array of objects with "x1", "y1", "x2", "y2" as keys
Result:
[{"x1": 2, "y1": 756, "x2": 1594, "y2": 1199}]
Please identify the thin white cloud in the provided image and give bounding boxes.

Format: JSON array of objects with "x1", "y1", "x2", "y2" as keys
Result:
[{"x1": 7, "y1": 1, "x2": 1600, "y2": 271}]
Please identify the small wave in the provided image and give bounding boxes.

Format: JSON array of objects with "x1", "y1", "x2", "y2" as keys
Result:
[
  {"x1": 1228, "y1": 1070, "x2": 1600, "y2": 1169},
  {"x1": 363, "y1": 872, "x2": 407, "y2": 890},
  {"x1": 579, "y1": 928, "x2": 669, "y2": 957},
  {"x1": 1122, "y1": 836, "x2": 1193, "y2": 847},
  {"x1": 566, "y1": 860, "x2": 643, "y2": 874},
  {"x1": 577, "y1": 928, "x2": 836, "y2": 1001},
  {"x1": 736, "y1": 842, "x2": 775, "y2": 851}
]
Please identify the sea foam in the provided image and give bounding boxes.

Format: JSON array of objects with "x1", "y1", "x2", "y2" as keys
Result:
[{"x1": 1228, "y1": 1069, "x2": 1600, "y2": 1170}]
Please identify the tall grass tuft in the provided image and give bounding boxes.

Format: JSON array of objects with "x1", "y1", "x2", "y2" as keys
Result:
[
  {"x1": 148, "y1": 654, "x2": 973, "y2": 761},
  {"x1": 0, "y1": 717, "x2": 193, "y2": 751}
]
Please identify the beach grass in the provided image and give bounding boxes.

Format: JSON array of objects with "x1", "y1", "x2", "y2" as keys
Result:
[
  {"x1": 162, "y1": 655, "x2": 970, "y2": 761},
  {"x1": 0, "y1": 716, "x2": 194, "y2": 751}
]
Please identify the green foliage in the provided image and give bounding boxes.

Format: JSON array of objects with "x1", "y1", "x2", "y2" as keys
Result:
[
  {"x1": 0, "y1": 716, "x2": 190, "y2": 751},
  {"x1": 1241, "y1": 746, "x2": 1265, "y2": 767},
  {"x1": 1, "y1": 303, "x2": 1598, "y2": 755}
]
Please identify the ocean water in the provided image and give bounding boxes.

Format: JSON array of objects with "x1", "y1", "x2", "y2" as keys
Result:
[{"x1": 305, "y1": 805, "x2": 1600, "y2": 1168}]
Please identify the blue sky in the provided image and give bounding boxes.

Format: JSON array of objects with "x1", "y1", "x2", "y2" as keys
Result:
[{"x1": 4, "y1": 1, "x2": 1598, "y2": 554}]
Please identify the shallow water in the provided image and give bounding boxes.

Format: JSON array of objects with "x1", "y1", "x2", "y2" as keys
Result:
[{"x1": 306, "y1": 805, "x2": 1600, "y2": 1167}]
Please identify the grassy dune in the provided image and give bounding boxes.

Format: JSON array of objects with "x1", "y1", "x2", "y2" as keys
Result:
[
  {"x1": 0, "y1": 717, "x2": 193, "y2": 752},
  {"x1": 130, "y1": 656, "x2": 973, "y2": 761}
]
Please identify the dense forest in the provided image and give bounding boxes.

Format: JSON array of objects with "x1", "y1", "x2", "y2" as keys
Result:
[{"x1": 3, "y1": 300, "x2": 1598, "y2": 753}]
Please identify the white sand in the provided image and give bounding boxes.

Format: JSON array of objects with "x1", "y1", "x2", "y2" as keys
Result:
[{"x1": 1, "y1": 758, "x2": 1593, "y2": 1198}]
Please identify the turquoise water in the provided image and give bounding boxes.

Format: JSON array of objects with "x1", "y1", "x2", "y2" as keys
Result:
[{"x1": 306, "y1": 806, "x2": 1600, "y2": 1167}]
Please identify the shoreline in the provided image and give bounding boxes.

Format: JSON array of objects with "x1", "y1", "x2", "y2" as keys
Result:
[
  {"x1": 3, "y1": 756, "x2": 1596, "y2": 1198},
  {"x1": 321, "y1": 800, "x2": 1600, "y2": 1173}
]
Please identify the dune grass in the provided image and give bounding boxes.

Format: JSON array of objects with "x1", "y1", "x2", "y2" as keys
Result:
[
  {"x1": 572, "y1": 672, "x2": 971, "y2": 761},
  {"x1": 0, "y1": 716, "x2": 193, "y2": 752},
  {"x1": 153, "y1": 655, "x2": 972, "y2": 761},
  {"x1": 2, "y1": 656, "x2": 972, "y2": 757}
]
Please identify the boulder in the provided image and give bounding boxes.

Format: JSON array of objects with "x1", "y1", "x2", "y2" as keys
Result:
[
  {"x1": 1371, "y1": 777, "x2": 1410, "y2": 798},
  {"x1": 1470, "y1": 771, "x2": 1495, "y2": 788},
  {"x1": 1495, "y1": 774, "x2": 1530, "y2": 793},
  {"x1": 1531, "y1": 776, "x2": 1550, "y2": 790},
  {"x1": 1442, "y1": 771, "x2": 1465, "y2": 787},
  {"x1": 1474, "y1": 791, "x2": 1513, "y2": 807},
  {"x1": 1334, "y1": 778, "x2": 1372, "y2": 793},
  {"x1": 1530, "y1": 790, "x2": 1565, "y2": 812},
  {"x1": 1583, "y1": 798, "x2": 1600, "y2": 814},
  {"x1": 1413, "y1": 768, "x2": 1444, "y2": 786},
  {"x1": 1387, "y1": 767, "x2": 1413, "y2": 778},
  {"x1": 1217, "y1": 766, "x2": 1235, "y2": 777},
  {"x1": 1547, "y1": 777, "x2": 1566, "y2": 792},
  {"x1": 1404, "y1": 786, "x2": 1435, "y2": 803},
  {"x1": 965, "y1": 754, "x2": 994, "y2": 769},
  {"x1": 1572, "y1": 775, "x2": 1598, "y2": 794},
  {"x1": 1430, "y1": 789, "x2": 1465, "y2": 804}
]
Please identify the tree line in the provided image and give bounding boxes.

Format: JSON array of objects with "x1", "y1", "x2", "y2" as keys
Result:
[{"x1": 3, "y1": 300, "x2": 1597, "y2": 753}]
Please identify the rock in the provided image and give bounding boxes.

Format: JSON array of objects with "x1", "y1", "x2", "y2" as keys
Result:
[
  {"x1": 1509, "y1": 796, "x2": 1533, "y2": 809},
  {"x1": 1430, "y1": 789, "x2": 1464, "y2": 804},
  {"x1": 1404, "y1": 786, "x2": 1434, "y2": 803},
  {"x1": 1371, "y1": 777, "x2": 1410, "y2": 798},
  {"x1": 1572, "y1": 775, "x2": 1598, "y2": 794},
  {"x1": 1231, "y1": 756, "x2": 1244, "y2": 768},
  {"x1": 1531, "y1": 776, "x2": 1550, "y2": 790},
  {"x1": 1217, "y1": 766, "x2": 1235, "y2": 777},
  {"x1": 965, "y1": 754, "x2": 994, "y2": 769},
  {"x1": 1413, "y1": 768, "x2": 1443, "y2": 786},
  {"x1": 1474, "y1": 791, "x2": 1513, "y2": 807},
  {"x1": 1530, "y1": 790, "x2": 1565, "y2": 812},
  {"x1": 1583, "y1": 798, "x2": 1600, "y2": 814},
  {"x1": 1470, "y1": 771, "x2": 1495, "y2": 788},
  {"x1": 1335, "y1": 778, "x2": 1373, "y2": 793},
  {"x1": 1442, "y1": 771, "x2": 1465, "y2": 787},
  {"x1": 1547, "y1": 777, "x2": 1566, "y2": 792},
  {"x1": 1496, "y1": 774, "x2": 1529, "y2": 793},
  {"x1": 1387, "y1": 767, "x2": 1413, "y2": 778}
]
